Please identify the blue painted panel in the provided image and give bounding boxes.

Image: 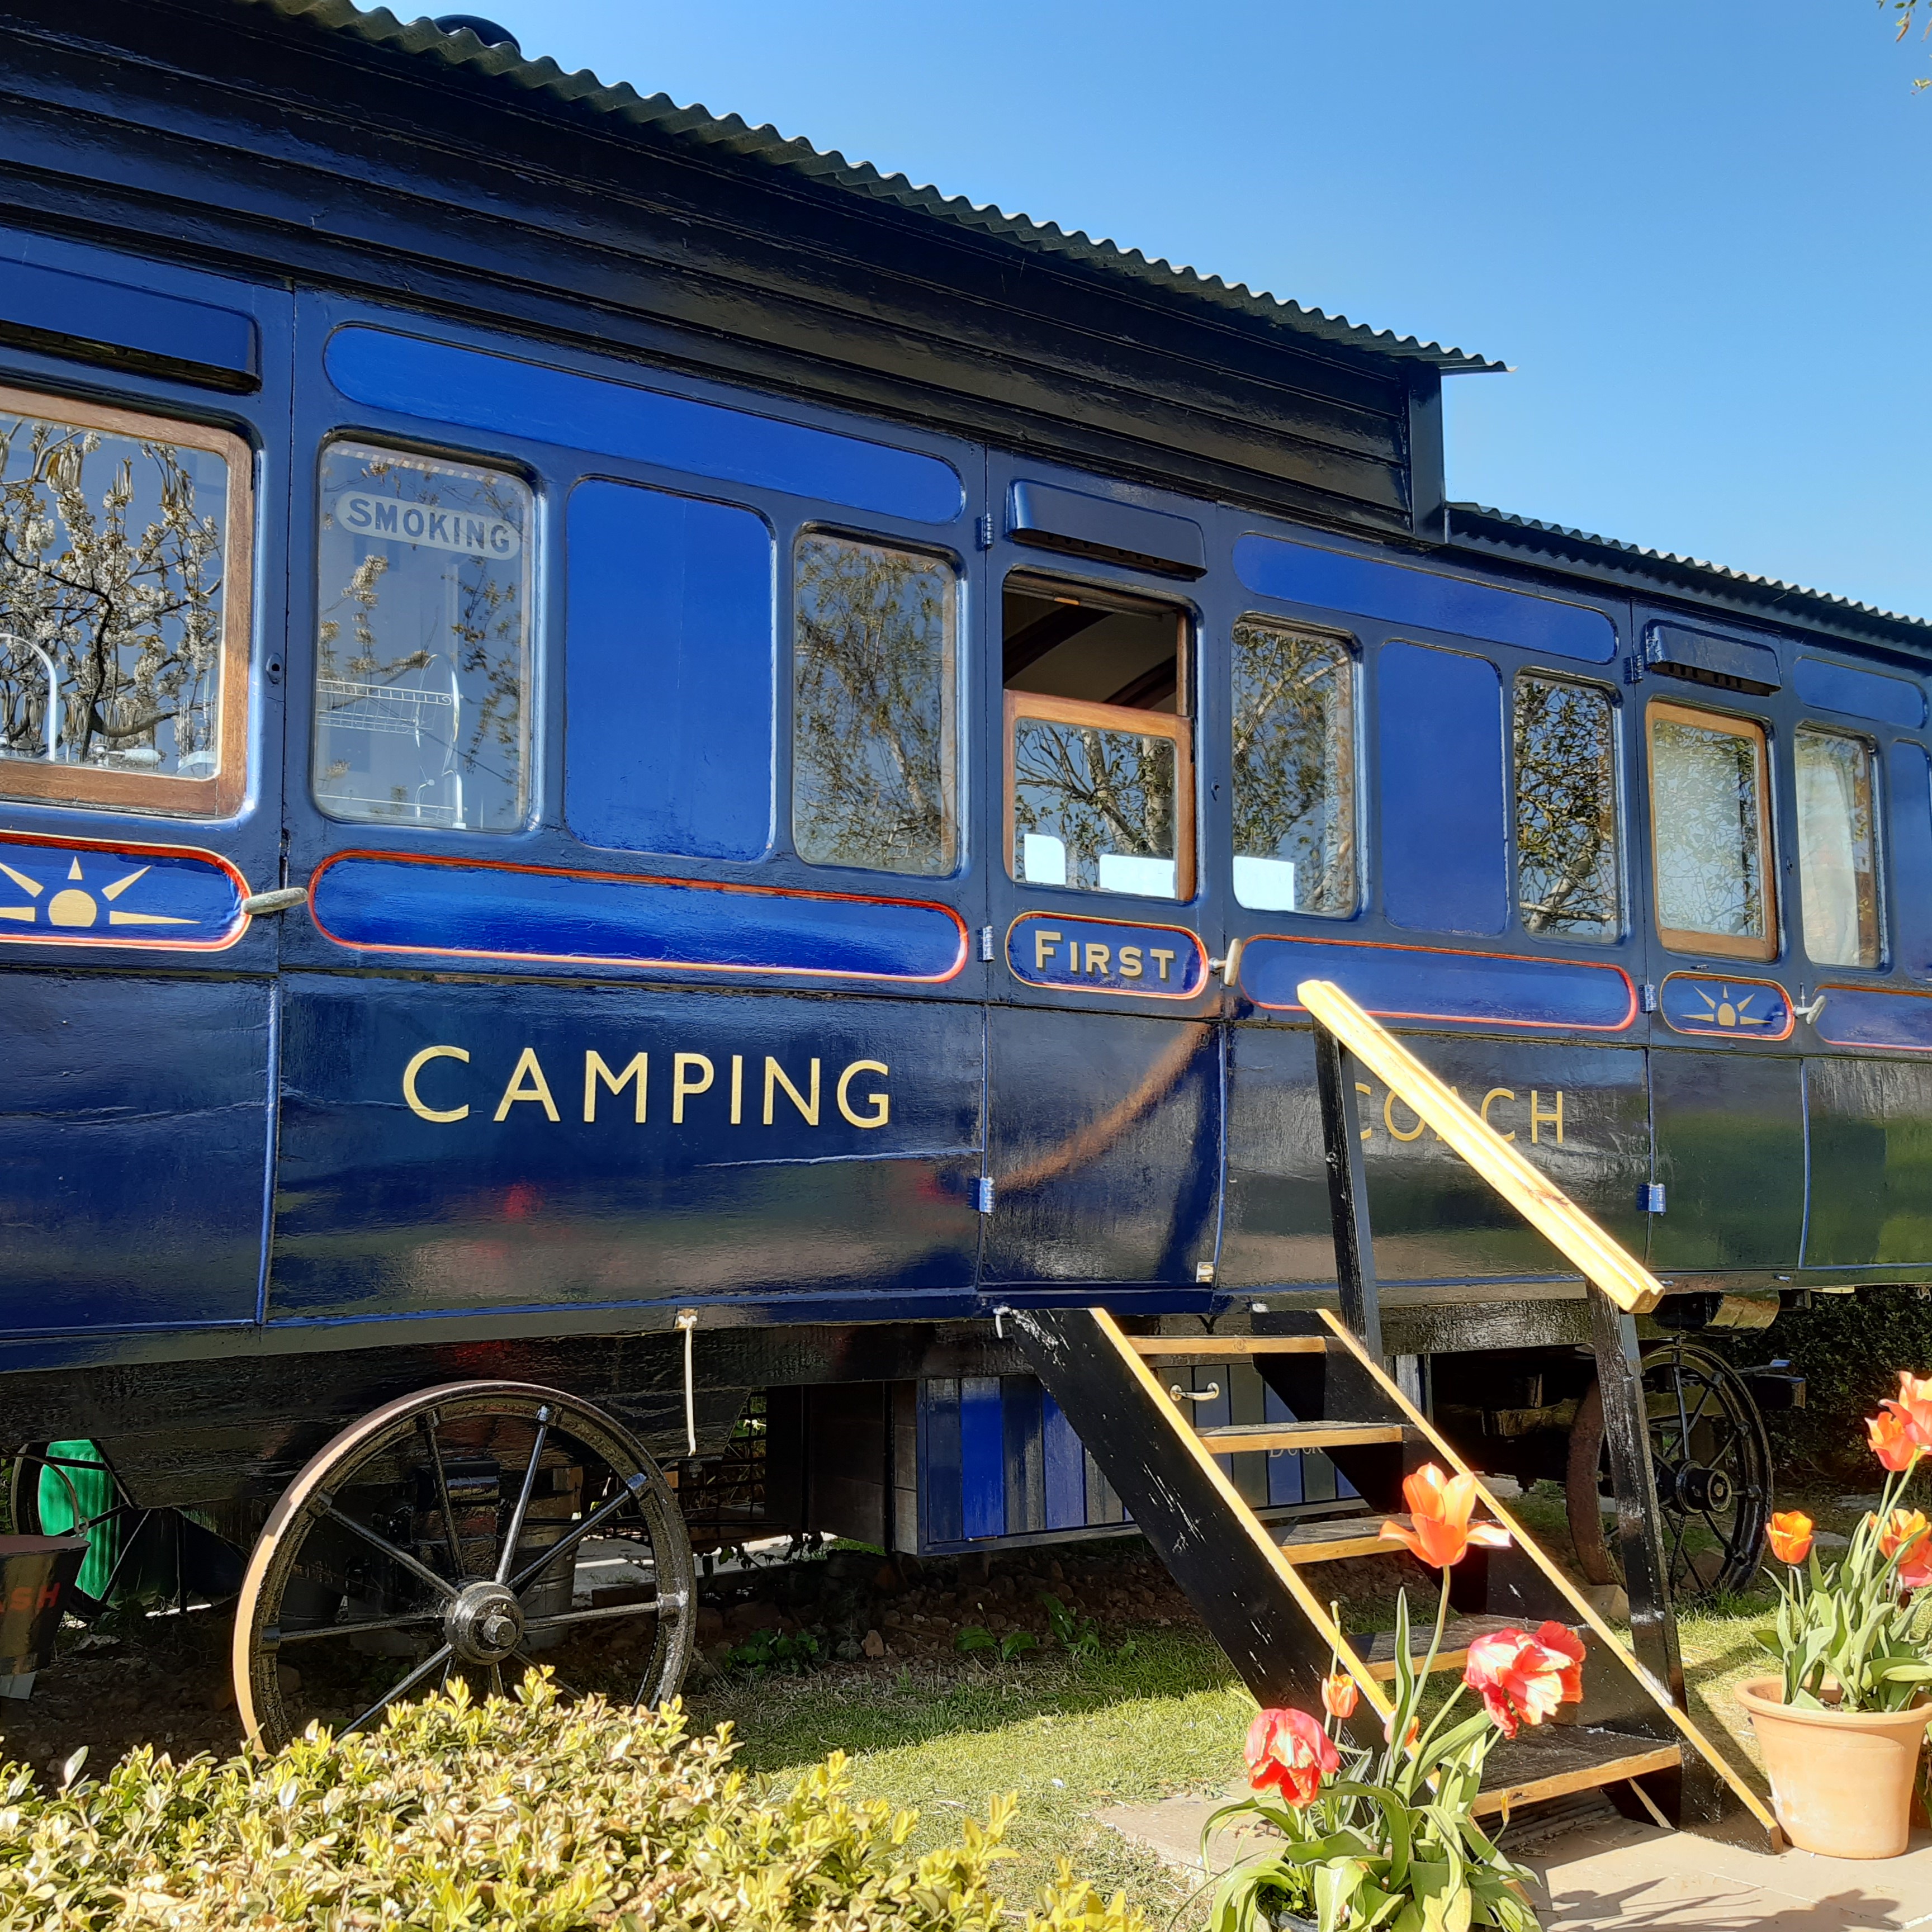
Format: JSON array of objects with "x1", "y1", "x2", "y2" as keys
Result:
[
  {"x1": 271, "y1": 975, "x2": 983, "y2": 1318},
  {"x1": 1240, "y1": 935, "x2": 1633, "y2": 1030},
  {"x1": 1796, "y1": 657, "x2": 1926, "y2": 730},
  {"x1": 1377, "y1": 641, "x2": 1509, "y2": 935},
  {"x1": 0, "y1": 833, "x2": 249, "y2": 953},
  {"x1": 1234, "y1": 536, "x2": 1616, "y2": 664},
  {"x1": 1041, "y1": 1393, "x2": 1087, "y2": 1531},
  {"x1": 1891, "y1": 744, "x2": 1932, "y2": 981},
  {"x1": 959, "y1": 1377, "x2": 1005, "y2": 1540},
  {"x1": 1814, "y1": 988, "x2": 1932, "y2": 1053},
  {"x1": 1008, "y1": 480, "x2": 1205, "y2": 578},
  {"x1": 1263, "y1": 1381, "x2": 1305, "y2": 1507},
  {"x1": 920, "y1": 1380, "x2": 963, "y2": 1547},
  {"x1": 1002, "y1": 1375, "x2": 1045, "y2": 1535},
  {"x1": 310, "y1": 853, "x2": 968, "y2": 982},
  {"x1": 0, "y1": 974, "x2": 267, "y2": 1332},
  {"x1": 325, "y1": 327, "x2": 964, "y2": 524},
  {"x1": 0, "y1": 257, "x2": 257, "y2": 382},
  {"x1": 1659, "y1": 973, "x2": 1793, "y2": 1041},
  {"x1": 1006, "y1": 913, "x2": 1208, "y2": 998},
  {"x1": 566, "y1": 481, "x2": 774, "y2": 861}
]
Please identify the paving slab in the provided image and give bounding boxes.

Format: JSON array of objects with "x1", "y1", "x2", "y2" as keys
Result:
[{"x1": 1098, "y1": 1791, "x2": 1932, "y2": 1930}]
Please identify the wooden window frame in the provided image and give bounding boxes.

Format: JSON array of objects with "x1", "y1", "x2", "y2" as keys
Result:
[
  {"x1": 1646, "y1": 697, "x2": 1776, "y2": 963},
  {"x1": 0, "y1": 383, "x2": 252, "y2": 818},
  {"x1": 1004, "y1": 689, "x2": 1197, "y2": 903},
  {"x1": 1512, "y1": 670, "x2": 1623, "y2": 944}
]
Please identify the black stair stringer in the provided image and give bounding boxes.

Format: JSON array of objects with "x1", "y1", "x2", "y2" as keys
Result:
[{"x1": 1011, "y1": 1305, "x2": 1347, "y2": 1711}]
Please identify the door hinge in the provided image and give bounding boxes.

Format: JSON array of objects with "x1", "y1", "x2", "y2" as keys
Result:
[
  {"x1": 978, "y1": 924, "x2": 995, "y2": 961},
  {"x1": 976, "y1": 513, "x2": 996, "y2": 550},
  {"x1": 1639, "y1": 1183, "x2": 1666, "y2": 1215},
  {"x1": 1640, "y1": 981, "x2": 1658, "y2": 1013},
  {"x1": 1622, "y1": 654, "x2": 1646, "y2": 685},
  {"x1": 976, "y1": 1177, "x2": 996, "y2": 1215}
]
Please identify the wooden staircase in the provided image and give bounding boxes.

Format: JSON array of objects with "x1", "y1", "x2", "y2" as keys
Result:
[{"x1": 1009, "y1": 981, "x2": 1780, "y2": 1842}]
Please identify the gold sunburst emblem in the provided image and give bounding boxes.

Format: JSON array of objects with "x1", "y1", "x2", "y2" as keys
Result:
[{"x1": 0, "y1": 855, "x2": 195, "y2": 931}]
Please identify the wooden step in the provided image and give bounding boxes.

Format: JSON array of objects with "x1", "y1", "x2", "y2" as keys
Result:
[
  {"x1": 1277, "y1": 1513, "x2": 1403, "y2": 1563},
  {"x1": 1357, "y1": 1615, "x2": 1551, "y2": 1682},
  {"x1": 1129, "y1": 1335, "x2": 1329, "y2": 1358},
  {"x1": 1193, "y1": 1419, "x2": 1404, "y2": 1455},
  {"x1": 1472, "y1": 1727, "x2": 1680, "y2": 1819}
]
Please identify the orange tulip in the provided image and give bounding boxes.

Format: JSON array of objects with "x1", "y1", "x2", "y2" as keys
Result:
[
  {"x1": 1245, "y1": 1706, "x2": 1341, "y2": 1806},
  {"x1": 1766, "y1": 1510, "x2": 1814, "y2": 1565},
  {"x1": 1321, "y1": 1671, "x2": 1360, "y2": 1720},
  {"x1": 1879, "y1": 1509, "x2": 1932, "y2": 1589},
  {"x1": 1379, "y1": 1465, "x2": 1512, "y2": 1569},
  {"x1": 1887, "y1": 1372, "x2": 1932, "y2": 1452},
  {"x1": 1869, "y1": 1407, "x2": 1921, "y2": 1472},
  {"x1": 1463, "y1": 1622, "x2": 1586, "y2": 1740}
]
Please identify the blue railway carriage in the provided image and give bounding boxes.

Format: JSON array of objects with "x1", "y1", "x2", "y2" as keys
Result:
[{"x1": 0, "y1": 1, "x2": 1910, "y2": 1800}]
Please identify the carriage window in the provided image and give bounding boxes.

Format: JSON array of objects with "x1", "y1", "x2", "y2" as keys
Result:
[
  {"x1": 1230, "y1": 619, "x2": 1354, "y2": 915},
  {"x1": 314, "y1": 441, "x2": 531, "y2": 831},
  {"x1": 1003, "y1": 573, "x2": 1193, "y2": 899},
  {"x1": 1514, "y1": 675, "x2": 1620, "y2": 941},
  {"x1": 1796, "y1": 726, "x2": 1881, "y2": 968},
  {"x1": 792, "y1": 534, "x2": 957, "y2": 875},
  {"x1": 1648, "y1": 700, "x2": 1775, "y2": 962},
  {"x1": 0, "y1": 387, "x2": 249, "y2": 817}
]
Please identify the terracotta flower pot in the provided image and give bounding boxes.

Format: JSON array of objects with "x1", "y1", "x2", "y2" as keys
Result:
[{"x1": 1736, "y1": 1677, "x2": 1932, "y2": 1858}]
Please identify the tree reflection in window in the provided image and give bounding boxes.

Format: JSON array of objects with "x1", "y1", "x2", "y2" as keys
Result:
[
  {"x1": 1012, "y1": 712, "x2": 1178, "y2": 897},
  {"x1": 0, "y1": 413, "x2": 227, "y2": 781},
  {"x1": 792, "y1": 535, "x2": 956, "y2": 875},
  {"x1": 314, "y1": 442, "x2": 529, "y2": 831},
  {"x1": 1514, "y1": 676, "x2": 1620, "y2": 941},
  {"x1": 1650, "y1": 708, "x2": 1770, "y2": 948},
  {"x1": 1230, "y1": 619, "x2": 1354, "y2": 915}
]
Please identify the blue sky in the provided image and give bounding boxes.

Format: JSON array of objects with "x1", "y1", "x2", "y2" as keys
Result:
[{"x1": 473, "y1": 2, "x2": 1931, "y2": 619}]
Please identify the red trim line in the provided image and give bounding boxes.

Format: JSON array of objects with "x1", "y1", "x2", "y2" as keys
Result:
[
  {"x1": 306, "y1": 849, "x2": 970, "y2": 984},
  {"x1": 1812, "y1": 982, "x2": 1932, "y2": 1053},
  {"x1": 1003, "y1": 910, "x2": 1209, "y2": 1000},
  {"x1": 0, "y1": 828, "x2": 251, "y2": 953},
  {"x1": 1657, "y1": 971, "x2": 1794, "y2": 1042},
  {"x1": 1241, "y1": 931, "x2": 1636, "y2": 1032}
]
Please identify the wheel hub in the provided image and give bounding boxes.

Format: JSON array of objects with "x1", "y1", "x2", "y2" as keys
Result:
[
  {"x1": 1666, "y1": 1462, "x2": 1732, "y2": 1513},
  {"x1": 446, "y1": 1580, "x2": 525, "y2": 1664}
]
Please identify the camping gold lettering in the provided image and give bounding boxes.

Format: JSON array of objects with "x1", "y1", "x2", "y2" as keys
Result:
[
  {"x1": 584, "y1": 1050, "x2": 647, "y2": 1124},
  {"x1": 764, "y1": 1056, "x2": 821, "y2": 1126},
  {"x1": 403, "y1": 1044, "x2": 470, "y2": 1123},
  {"x1": 836, "y1": 1059, "x2": 890, "y2": 1129},
  {"x1": 494, "y1": 1048, "x2": 559, "y2": 1123},
  {"x1": 671, "y1": 1053, "x2": 714, "y2": 1123}
]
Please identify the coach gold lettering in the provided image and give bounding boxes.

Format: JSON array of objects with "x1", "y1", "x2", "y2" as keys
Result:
[
  {"x1": 671, "y1": 1052, "x2": 714, "y2": 1123},
  {"x1": 402, "y1": 1044, "x2": 471, "y2": 1123}
]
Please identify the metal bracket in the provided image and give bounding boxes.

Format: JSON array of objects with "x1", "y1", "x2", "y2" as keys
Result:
[
  {"x1": 242, "y1": 886, "x2": 308, "y2": 917},
  {"x1": 976, "y1": 1177, "x2": 996, "y2": 1215}
]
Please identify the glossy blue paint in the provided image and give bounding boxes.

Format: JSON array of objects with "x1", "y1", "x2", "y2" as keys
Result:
[
  {"x1": 1006, "y1": 913, "x2": 1208, "y2": 998},
  {"x1": 565, "y1": 481, "x2": 775, "y2": 862},
  {"x1": 1233, "y1": 534, "x2": 1616, "y2": 662},
  {"x1": 0, "y1": 253, "x2": 257, "y2": 386},
  {"x1": 1240, "y1": 936, "x2": 1633, "y2": 1029},
  {"x1": 1659, "y1": 973, "x2": 1793, "y2": 1041},
  {"x1": 1008, "y1": 479, "x2": 1206, "y2": 579},
  {"x1": 1376, "y1": 641, "x2": 1509, "y2": 935},
  {"x1": 959, "y1": 1376, "x2": 1004, "y2": 1539},
  {"x1": 1644, "y1": 623, "x2": 1780, "y2": 694},
  {"x1": 309, "y1": 853, "x2": 968, "y2": 982},
  {"x1": 1813, "y1": 987, "x2": 1932, "y2": 1052},
  {"x1": 1890, "y1": 744, "x2": 1932, "y2": 981},
  {"x1": 0, "y1": 974, "x2": 269, "y2": 1332},
  {"x1": 1795, "y1": 657, "x2": 1926, "y2": 729},
  {"x1": 270, "y1": 973, "x2": 983, "y2": 1320},
  {"x1": 0, "y1": 835, "x2": 249, "y2": 951},
  {"x1": 324, "y1": 326, "x2": 964, "y2": 523}
]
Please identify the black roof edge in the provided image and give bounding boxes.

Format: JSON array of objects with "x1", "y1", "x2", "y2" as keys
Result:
[
  {"x1": 236, "y1": 0, "x2": 1507, "y2": 377},
  {"x1": 1448, "y1": 503, "x2": 1932, "y2": 664}
]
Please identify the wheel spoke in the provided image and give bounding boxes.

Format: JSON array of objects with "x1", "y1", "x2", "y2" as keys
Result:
[
  {"x1": 507, "y1": 1475, "x2": 647, "y2": 1598},
  {"x1": 417, "y1": 1414, "x2": 465, "y2": 1579},
  {"x1": 1682, "y1": 1372, "x2": 1718, "y2": 1445},
  {"x1": 490, "y1": 1663, "x2": 503, "y2": 1699},
  {"x1": 343, "y1": 1643, "x2": 454, "y2": 1736},
  {"x1": 508, "y1": 1647, "x2": 578, "y2": 1698},
  {"x1": 520, "y1": 1597, "x2": 661, "y2": 1635},
  {"x1": 321, "y1": 1504, "x2": 459, "y2": 1602},
  {"x1": 495, "y1": 1408, "x2": 553, "y2": 1586},
  {"x1": 272, "y1": 1609, "x2": 445, "y2": 1647}
]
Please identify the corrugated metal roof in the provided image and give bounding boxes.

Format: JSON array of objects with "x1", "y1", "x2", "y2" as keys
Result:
[
  {"x1": 1450, "y1": 502, "x2": 1932, "y2": 650},
  {"x1": 238, "y1": 0, "x2": 1505, "y2": 375}
]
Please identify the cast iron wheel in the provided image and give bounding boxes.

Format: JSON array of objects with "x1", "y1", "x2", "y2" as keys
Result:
[
  {"x1": 1566, "y1": 1341, "x2": 1773, "y2": 1602},
  {"x1": 231, "y1": 1381, "x2": 695, "y2": 1751}
]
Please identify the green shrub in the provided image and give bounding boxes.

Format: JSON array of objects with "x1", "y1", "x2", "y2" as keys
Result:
[{"x1": 0, "y1": 1671, "x2": 1144, "y2": 1931}]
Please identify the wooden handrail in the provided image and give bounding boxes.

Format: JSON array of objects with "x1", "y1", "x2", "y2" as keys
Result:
[{"x1": 1297, "y1": 978, "x2": 1664, "y2": 1317}]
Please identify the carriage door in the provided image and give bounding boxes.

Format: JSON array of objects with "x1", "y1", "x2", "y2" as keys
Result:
[
  {"x1": 978, "y1": 458, "x2": 1223, "y2": 1295},
  {"x1": 0, "y1": 234, "x2": 288, "y2": 1335},
  {"x1": 1638, "y1": 623, "x2": 1807, "y2": 1275}
]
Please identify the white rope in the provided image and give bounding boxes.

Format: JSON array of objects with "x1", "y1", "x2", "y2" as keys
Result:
[{"x1": 675, "y1": 1310, "x2": 698, "y2": 1456}]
